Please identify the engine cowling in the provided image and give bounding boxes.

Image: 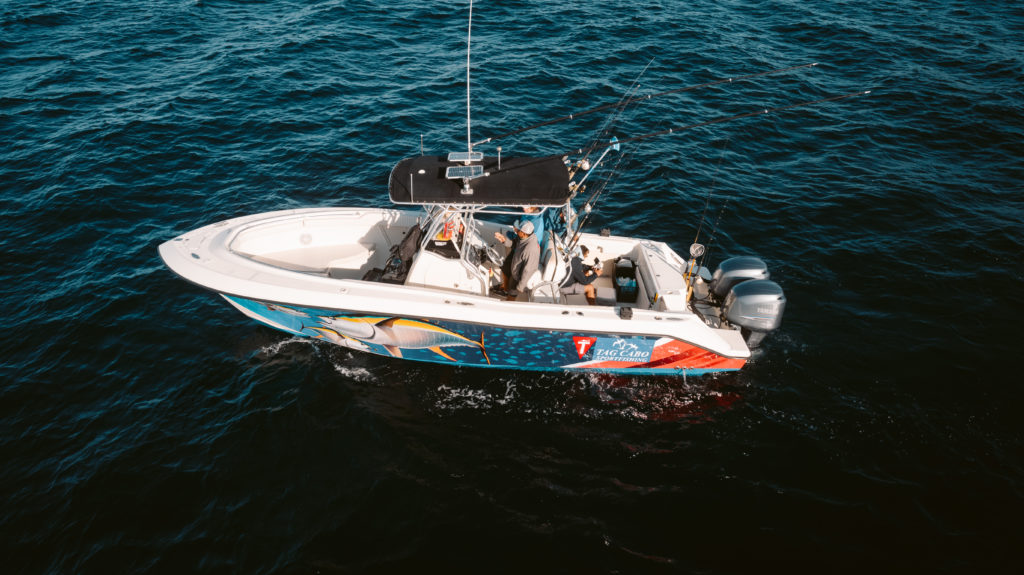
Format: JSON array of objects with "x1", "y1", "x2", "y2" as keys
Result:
[
  {"x1": 722, "y1": 279, "x2": 786, "y2": 348},
  {"x1": 711, "y1": 256, "x2": 770, "y2": 298}
]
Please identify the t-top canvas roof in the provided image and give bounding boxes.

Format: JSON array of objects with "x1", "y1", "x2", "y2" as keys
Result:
[{"x1": 388, "y1": 154, "x2": 572, "y2": 206}]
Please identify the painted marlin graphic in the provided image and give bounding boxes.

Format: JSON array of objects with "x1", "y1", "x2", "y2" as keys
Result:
[{"x1": 309, "y1": 316, "x2": 490, "y2": 364}]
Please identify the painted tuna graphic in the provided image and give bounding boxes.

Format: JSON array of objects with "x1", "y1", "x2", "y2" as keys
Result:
[{"x1": 310, "y1": 316, "x2": 490, "y2": 364}]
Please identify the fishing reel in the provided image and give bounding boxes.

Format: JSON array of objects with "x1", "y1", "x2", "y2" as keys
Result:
[{"x1": 687, "y1": 243, "x2": 705, "y2": 275}]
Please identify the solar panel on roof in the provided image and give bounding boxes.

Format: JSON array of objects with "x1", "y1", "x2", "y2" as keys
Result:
[
  {"x1": 447, "y1": 151, "x2": 483, "y2": 163},
  {"x1": 445, "y1": 165, "x2": 484, "y2": 179}
]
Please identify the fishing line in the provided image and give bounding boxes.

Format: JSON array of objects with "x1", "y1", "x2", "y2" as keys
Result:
[
  {"x1": 565, "y1": 62, "x2": 664, "y2": 239},
  {"x1": 693, "y1": 137, "x2": 731, "y2": 270},
  {"x1": 565, "y1": 89, "x2": 871, "y2": 157},
  {"x1": 578, "y1": 58, "x2": 655, "y2": 166},
  {"x1": 473, "y1": 62, "x2": 820, "y2": 148},
  {"x1": 702, "y1": 152, "x2": 741, "y2": 269}
]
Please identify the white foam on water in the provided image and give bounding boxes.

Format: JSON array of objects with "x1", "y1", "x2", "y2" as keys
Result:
[
  {"x1": 331, "y1": 364, "x2": 375, "y2": 382},
  {"x1": 257, "y1": 336, "x2": 315, "y2": 356},
  {"x1": 431, "y1": 384, "x2": 501, "y2": 412}
]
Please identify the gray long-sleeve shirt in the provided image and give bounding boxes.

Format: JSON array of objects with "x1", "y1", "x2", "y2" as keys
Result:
[{"x1": 510, "y1": 233, "x2": 540, "y2": 295}]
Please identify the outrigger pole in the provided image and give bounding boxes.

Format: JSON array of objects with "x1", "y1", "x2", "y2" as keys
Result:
[
  {"x1": 560, "y1": 88, "x2": 870, "y2": 269},
  {"x1": 472, "y1": 62, "x2": 821, "y2": 148},
  {"x1": 565, "y1": 89, "x2": 872, "y2": 156},
  {"x1": 564, "y1": 139, "x2": 638, "y2": 255}
]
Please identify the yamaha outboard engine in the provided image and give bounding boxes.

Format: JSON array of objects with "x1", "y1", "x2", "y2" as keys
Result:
[
  {"x1": 721, "y1": 278, "x2": 786, "y2": 348},
  {"x1": 709, "y1": 256, "x2": 785, "y2": 348},
  {"x1": 710, "y1": 256, "x2": 770, "y2": 298}
]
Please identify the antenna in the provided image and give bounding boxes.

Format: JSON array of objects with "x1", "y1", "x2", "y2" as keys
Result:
[
  {"x1": 444, "y1": 0, "x2": 483, "y2": 194},
  {"x1": 466, "y1": 0, "x2": 473, "y2": 154}
]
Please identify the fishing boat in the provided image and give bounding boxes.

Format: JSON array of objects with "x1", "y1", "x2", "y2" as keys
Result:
[
  {"x1": 160, "y1": 5, "x2": 866, "y2": 376},
  {"x1": 158, "y1": 146, "x2": 790, "y2": 375},
  {"x1": 158, "y1": 187, "x2": 785, "y2": 375}
]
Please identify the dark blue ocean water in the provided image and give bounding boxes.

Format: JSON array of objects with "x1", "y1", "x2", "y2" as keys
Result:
[{"x1": 2, "y1": 1, "x2": 1023, "y2": 572}]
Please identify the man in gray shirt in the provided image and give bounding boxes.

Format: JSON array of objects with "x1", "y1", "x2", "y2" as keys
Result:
[{"x1": 507, "y1": 220, "x2": 540, "y2": 300}]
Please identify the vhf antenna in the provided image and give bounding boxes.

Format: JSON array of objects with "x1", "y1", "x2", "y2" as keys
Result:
[
  {"x1": 444, "y1": 0, "x2": 484, "y2": 195},
  {"x1": 466, "y1": 0, "x2": 473, "y2": 155}
]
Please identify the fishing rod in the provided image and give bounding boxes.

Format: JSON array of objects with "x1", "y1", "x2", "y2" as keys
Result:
[
  {"x1": 698, "y1": 142, "x2": 742, "y2": 272},
  {"x1": 564, "y1": 141, "x2": 639, "y2": 255},
  {"x1": 702, "y1": 186, "x2": 734, "y2": 274},
  {"x1": 565, "y1": 89, "x2": 872, "y2": 156},
  {"x1": 692, "y1": 137, "x2": 730, "y2": 267},
  {"x1": 682, "y1": 138, "x2": 730, "y2": 297},
  {"x1": 472, "y1": 62, "x2": 820, "y2": 149},
  {"x1": 693, "y1": 138, "x2": 728, "y2": 247}
]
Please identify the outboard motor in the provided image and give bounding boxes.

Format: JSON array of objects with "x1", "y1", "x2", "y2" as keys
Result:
[
  {"x1": 721, "y1": 279, "x2": 786, "y2": 348},
  {"x1": 711, "y1": 256, "x2": 770, "y2": 298}
]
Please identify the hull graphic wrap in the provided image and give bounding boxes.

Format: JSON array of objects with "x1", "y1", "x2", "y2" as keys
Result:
[{"x1": 223, "y1": 295, "x2": 745, "y2": 375}]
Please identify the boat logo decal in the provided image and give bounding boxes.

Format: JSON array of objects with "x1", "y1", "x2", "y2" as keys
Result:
[
  {"x1": 572, "y1": 336, "x2": 597, "y2": 359},
  {"x1": 592, "y1": 337, "x2": 655, "y2": 362}
]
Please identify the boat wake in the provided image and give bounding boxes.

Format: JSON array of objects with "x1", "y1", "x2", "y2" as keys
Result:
[
  {"x1": 250, "y1": 337, "x2": 744, "y2": 422},
  {"x1": 423, "y1": 370, "x2": 743, "y2": 423},
  {"x1": 330, "y1": 363, "x2": 377, "y2": 383},
  {"x1": 582, "y1": 373, "x2": 743, "y2": 422},
  {"x1": 431, "y1": 381, "x2": 518, "y2": 412},
  {"x1": 255, "y1": 335, "x2": 315, "y2": 357}
]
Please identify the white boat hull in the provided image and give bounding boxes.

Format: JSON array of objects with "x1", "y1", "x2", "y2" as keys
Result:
[{"x1": 159, "y1": 207, "x2": 751, "y2": 375}]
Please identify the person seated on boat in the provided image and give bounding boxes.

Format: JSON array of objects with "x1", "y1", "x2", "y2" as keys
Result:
[
  {"x1": 505, "y1": 220, "x2": 540, "y2": 300},
  {"x1": 560, "y1": 245, "x2": 603, "y2": 305}
]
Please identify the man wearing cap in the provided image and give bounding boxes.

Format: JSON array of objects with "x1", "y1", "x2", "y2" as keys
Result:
[
  {"x1": 494, "y1": 207, "x2": 545, "y2": 253},
  {"x1": 494, "y1": 206, "x2": 545, "y2": 292},
  {"x1": 505, "y1": 219, "x2": 540, "y2": 300}
]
